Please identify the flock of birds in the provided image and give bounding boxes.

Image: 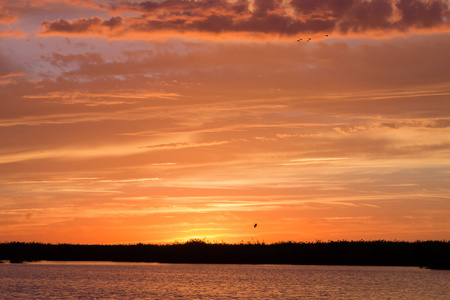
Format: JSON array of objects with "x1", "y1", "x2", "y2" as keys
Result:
[{"x1": 297, "y1": 34, "x2": 328, "y2": 42}]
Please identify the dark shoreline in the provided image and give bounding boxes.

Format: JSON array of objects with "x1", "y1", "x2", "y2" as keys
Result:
[{"x1": 1, "y1": 240, "x2": 449, "y2": 270}]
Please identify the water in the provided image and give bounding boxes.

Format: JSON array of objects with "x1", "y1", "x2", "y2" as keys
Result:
[{"x1": 1, "y1": 262, "x2": 448, "y2": 299}]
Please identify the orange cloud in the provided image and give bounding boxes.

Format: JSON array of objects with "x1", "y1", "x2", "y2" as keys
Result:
[{"x1": 0, "y1": 72, "x2": 25, "y2": 84}]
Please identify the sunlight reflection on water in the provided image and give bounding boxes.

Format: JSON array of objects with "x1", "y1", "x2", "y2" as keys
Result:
[{"x1": 0, "y1": 262, "x2": 448, "y2": 299}]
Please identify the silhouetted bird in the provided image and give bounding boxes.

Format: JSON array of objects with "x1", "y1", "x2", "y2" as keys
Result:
[
  {"x1": 297, "y1": 38, "x2": 302, "y2": 41},
  {"x1": 254, "y1": 223, "x2": 257, "y2": 228},
  {"x1": 325, "y1": 34, "x2": 328, "y2": 37}
]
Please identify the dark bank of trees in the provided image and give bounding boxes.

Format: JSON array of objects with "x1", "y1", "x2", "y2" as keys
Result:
[{"x1": 0, "y1": 240, "x2": 449, "y2": 269}]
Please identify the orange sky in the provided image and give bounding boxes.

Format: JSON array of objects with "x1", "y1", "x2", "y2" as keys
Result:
[{"x1": 0, "y1": 0, "x2": 449, "y2": 244}]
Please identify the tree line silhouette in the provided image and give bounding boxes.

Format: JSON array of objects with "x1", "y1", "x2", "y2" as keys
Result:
[{"x1": 1, "y1": 240, "x2": 448, "y2": 269}]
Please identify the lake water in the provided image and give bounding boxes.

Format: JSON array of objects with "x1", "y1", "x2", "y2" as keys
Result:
[{"x1": 0, "y1": 262, "x2": 448, "y2": 299}]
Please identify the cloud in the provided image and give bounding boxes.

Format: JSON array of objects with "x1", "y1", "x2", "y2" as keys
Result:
[
  {"x1": 22, "y1": 90, "x2": 179, "y2": 106},
  {"x1": 141, "y1": 141, "x2": 229, "y2": 151},
  {"x1": 34, "y1": 33, "x2": 450, "y2": 94},
  {"x1": 336, "y1": 0, "x2": 395, "y2": 33},
  {"x1": 0, "y1": 72, "x2": 25, "y2": 85},
  {"x1": 396, "y1": 0, "x2": 448, "y2": 29},
  {"x1": 0, "y1": 27, "x2": 27, "y2": 38},
  {"x1": 40, "y1": 16, "x2": 122, "y2": 35},
  {"x1": 0, "y1": 4, "x2": 17, "y2": 24},
  {"x1": 380, "y1": 119, "x2": 450, "y2": 129},
  {"x1": 0, "y1": 3, "x2": 27, "y2": 38},
  {"x1": 280, "y1": 157, "x2": 348, "y2": 166},
  {"x1": 38, "y1": 0, "x2": 449, "y2": 39},
  {"x1": 0, "y1": 72, "x2": 25, "y2": 79}
]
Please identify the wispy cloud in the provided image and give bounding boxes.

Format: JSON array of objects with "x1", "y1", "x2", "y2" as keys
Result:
[
  {"x1": 280, "y1": 157, "x2": 349, "y2": 166},
  {"x1": 23, "y1": 90, "x2": 180, "y2": 106}
]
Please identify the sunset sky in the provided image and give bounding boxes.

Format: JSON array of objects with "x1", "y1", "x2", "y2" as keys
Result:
[{"x1": 1, "y1": 0, "x2": 449, "y2": 244}]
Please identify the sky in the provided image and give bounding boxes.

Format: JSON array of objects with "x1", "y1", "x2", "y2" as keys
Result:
[{"x1": 1, "y1": 0, "x2": 449, "y2": 244}]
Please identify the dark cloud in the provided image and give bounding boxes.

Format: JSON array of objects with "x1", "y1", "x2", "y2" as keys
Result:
[
  {"x1": 292, "y1": 0, "x2": 448, "y2": 33},
  {"x1": 39, "y1": 0, "x2": 448, "y2": 37},
  {"x1": 253, "y1": 0, "x2": 282, "y2": 18},
  {"x1": 396, "y1": 0, "x2": 447, "y2": 29},
  {"x1": 339, "y1": 0, "x2": 394, "y2": 33},
  {"x1": 126, "y1": 0, "x2": 251, "y2": 17},
  {"x1": 41, "y1": 16, "x2": 123, "y2": 34},
  {"x1": 102, "y1": 16, "x2": 123, "y2": 29},
  {"x1": 290, "y1": 0, "x2": 354, "y2": 16},
  {"x1": 41, "y1": 17, "x2": 102, "y2": 33}
]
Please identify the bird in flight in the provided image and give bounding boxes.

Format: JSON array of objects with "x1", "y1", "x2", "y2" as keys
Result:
[{"x1": 254, "y1": 223, "x2": 257, "y2": 228}]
